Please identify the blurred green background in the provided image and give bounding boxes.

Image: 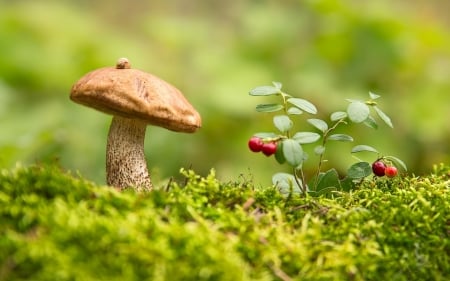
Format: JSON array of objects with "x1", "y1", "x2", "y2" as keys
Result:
[{"x1": 1, "y1": 0, "x2": 449, "y2": 186}]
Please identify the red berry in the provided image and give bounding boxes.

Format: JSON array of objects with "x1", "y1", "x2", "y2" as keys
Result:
[
  {"x1": 262, "y1": 142, "x2": 277, "y2": 156},
  {"x1": 248, "y1": 137, "x2": 263, "y2": 152},
  {"x1": 372, "y1": 161, "x2": 386, "y2": 176},
  {"x1": 385, "y1": 166, "x2": 398, "y2": 178}
]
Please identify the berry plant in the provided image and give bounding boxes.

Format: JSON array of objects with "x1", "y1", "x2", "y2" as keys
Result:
[{"x1": 248, "y1": 82, "x2": 407, "y2": 196}]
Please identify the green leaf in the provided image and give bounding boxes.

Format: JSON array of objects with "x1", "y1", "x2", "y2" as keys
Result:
[
  {"x1": 314, "y1": 145, "x2": 325, "y2": 155},
  {"x1": 256, "y1": 103, "x2": 284, "y2": 112},
  {"x1": 249, "y1": 86, "x2": 280, "y2": 96},
  {"x1": 385, "y1": 155, "x2": 408, "y2": 171},
  {"x1": 292, "y1": 132, "x2": 321, "y2": 144},
  {"x1": 330, "y1": 111, "x2": 347, "y2": 122},
  {"x1": 282, "y1": 139, "x2": 304, "y2": 167},
  {"x1": 339, "y1": 177, "x2": 354, "y2": 191},
  {"x1": 373, "y1": 106, "x2": 394, "y2": 128},
  {"x1": 310, "y1": 186, "x2": 337, "y2": 197},
  {"x1": 287, "y1": 98, "x2": 317, "y2": 114},
  {"x1": 307, "y1": 118, "x2": 328, "y2": 133},
  {"x1": 327, "y1": 134, "x2": 354, "y2": 142},
  {"x1": 351, "y1": 145, "x2": 379, "y2": 154},
  {"x1": 347, "y1": 162, "x2": 372, "y2": 179},
  {"x1": 363, "y1": 115, "x2": 378, "y2": 129},
  {"x1": 347, "y1": 101, "x2": 370, "y2": 123},
  {"x1": 253, "y1": 132, "x2": 278, "y2": 139},
  {"x1": 369, "y1": 91, "x2": 381, "y2": 100},
  {"x1": 273, "y1": 115, "x2": 293, "y2": 133},
  {"x1": 287, "y1": 107, "x2": 303, "y2": 115},
  {"x1": 272, "y1": 81, "x2": 282, "y2": 89},
  {"x1": 274, "y1": 141, "x2": 286, "y2": 164},
  {"x1": 315, "y1": 169, "x2": 341, "y2": 192},
  {"x1": 272, "y1": 173, "x2": 302, "y2": 194}
]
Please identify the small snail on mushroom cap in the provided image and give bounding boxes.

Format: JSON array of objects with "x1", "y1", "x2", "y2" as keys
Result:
[{"x1": 70, "y1": 58, "x2": 202, "y2": 191}]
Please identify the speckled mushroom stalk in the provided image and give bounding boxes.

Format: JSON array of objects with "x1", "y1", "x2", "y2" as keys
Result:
[{"x1": 106, "y1": 116, "x2": 152, "y2": 191}]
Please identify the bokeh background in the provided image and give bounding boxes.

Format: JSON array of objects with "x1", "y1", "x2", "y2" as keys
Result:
[{"x1": 1, "y1": 0, "x2": 449, "y2": 186}]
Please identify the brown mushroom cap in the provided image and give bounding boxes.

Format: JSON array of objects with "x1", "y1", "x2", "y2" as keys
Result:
[{"x1": 70, "y1": 60, "x2": 201, "y2": 133}]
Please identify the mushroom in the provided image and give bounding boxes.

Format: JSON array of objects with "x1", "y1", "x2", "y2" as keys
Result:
[{"x1": 70, "y1": 58, "x2": 201, "y2": 191}]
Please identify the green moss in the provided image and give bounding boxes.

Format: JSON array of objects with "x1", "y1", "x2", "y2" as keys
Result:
[{"x1": 0, "y1": 164, "x2": 449, "y2": 280}]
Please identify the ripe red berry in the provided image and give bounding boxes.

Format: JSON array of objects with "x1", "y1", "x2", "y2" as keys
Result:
[
  {"x1": 372, "y1": 161, "x2": 386, "y2": 176},
  {"x1": 262, "y1": 142, "x2": 277, "y2": 156},
  {"x1": 248, "y1": 137, "x2": 263, "y2": 152},
  {"x1": 385, "y1": 166, "x2": 398, "y2": 178}
]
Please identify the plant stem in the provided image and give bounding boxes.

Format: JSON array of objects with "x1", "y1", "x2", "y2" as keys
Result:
[
  {"x1": 281, "y1": 91, "x2": 309, "y2": 194},
  {"x1": 293, "y1": 167, "x2": 308, "y2": 195},
  {"x1": 312, "y1": 119, "x2": 346, "y2": 190},
  {"x1": 313, "y1": 147, "x2": 326, "y2": 191},
  {"x1": 281, "y1": 92, "x2": 291, "y2": 138}
]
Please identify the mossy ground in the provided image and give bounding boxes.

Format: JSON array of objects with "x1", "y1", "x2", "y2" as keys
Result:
[{"x1": 0, "y1": 164, "x2": 449, "y2": 281}]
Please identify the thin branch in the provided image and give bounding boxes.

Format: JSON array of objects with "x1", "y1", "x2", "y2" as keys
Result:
[{"x1": 313, "y1": 119, "x2": 347, "y2": 190}]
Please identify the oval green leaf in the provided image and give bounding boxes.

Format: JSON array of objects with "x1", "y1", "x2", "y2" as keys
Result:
[
  {"x1": 369, "y1": 91, "x2": 381, "y2": 100},
  {"x1": 339, "y1": 176, "x2": 354, "y2": 191},
  {"x1": 272, "y1": 173, "x2": 302, "y2": 194},
  {"x1": 292, "y1": 132, "x2": 321, "y2": 144},
  {"x1": 273, "y1": 115, "x2": 293, "y2": 133},
  {"x1": 363, "y1": 115, "x2": 378, "y2": 129},
  {"x1": 287, "y1": 107, "x2": 303, "y2": 115},
  {"x1": 274, "y1": 141, "x2": 286, "y2": 164},
  {"x1": 330, "y1": 111, "x2": 347, "y2": 122},
  {"x1": 385, "y1": 155, "x2": 407, "y2": 171},
  {"x1": 253, "y1": 132, "x2": 278, "y2": 139},
  {"x1": 314, "y1": 145, "x2": 325, "y2": 155},
  {"x1": 282, "y1": 139, "x2": 304, "y2": 167},
  {"x1": 347, "y1": 101, "x2": 370, "y2": 123},
  {"x1": 307, "y1": 118, "x2": 328, "y2": 133},
  {"x1": 315, "y1": 168, "x2": 341, "y2": 192},
  {"x1": 272, "y1": 81, "x2": 283, "y2": 89},
  {"x1": 327, "y1": 134, "x2": 354, "y2": 142},
  {"x1": 249, "y1": 86, "x2": 280, "y2": 96},
  {"x1": 347, "y1": 162, "x2": 372, "y2": 179},
  {"x1": 374, "y1": 106, "x2": 393, "y2": 128},
  {"x1": 351, "y1": 145, "x2": 379, "y2": 154},
  {"x1": 256, "y1": 103, "x2": 284, "y2": 112},
  {"x1": 287, "y1": 98, "x2": 317, "y2": 114}
]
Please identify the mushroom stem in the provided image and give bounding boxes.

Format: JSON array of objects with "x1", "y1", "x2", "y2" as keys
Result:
[{"x1": 106, "y1": 116, "x2": 152, "y2": 191}]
